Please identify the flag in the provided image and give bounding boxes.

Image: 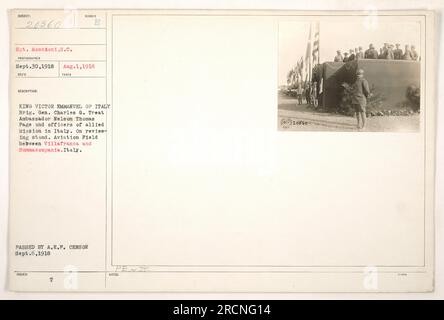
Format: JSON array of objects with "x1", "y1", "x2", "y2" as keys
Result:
[
  {"x1": 298, "y1": 56, "x2": 304, "y2": 77},
  {"x1": 286, "y1": 69, "x2": 293, "y2": 85},
  {"x1": 305, "y1": 23, "x2": 312, "y2": 80},
  {"x1": 312, "y1": 22, "x2": 320, "y2": 66},
  {"x1": 295, "y1": 57, "x2": 302, "y2": 84},
  {"x1": 305, "y1": 21, "x2": 320, "y2": 83}
]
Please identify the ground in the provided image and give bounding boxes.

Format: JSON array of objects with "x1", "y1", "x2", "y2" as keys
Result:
[{"x1": 278, "y1": 94, "x2": 420, "y2": 132}]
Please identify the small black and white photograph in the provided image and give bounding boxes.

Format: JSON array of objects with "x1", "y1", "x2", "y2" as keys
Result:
[{"x1": 278, "y1": 20, "x2": 421, "y2": 132}]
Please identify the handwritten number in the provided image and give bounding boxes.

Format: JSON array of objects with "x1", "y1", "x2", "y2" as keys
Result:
[{"x1": 24, "y1": 20, "x2": 62, "y2": 29}]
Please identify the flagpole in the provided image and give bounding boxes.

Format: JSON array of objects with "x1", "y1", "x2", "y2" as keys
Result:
[
  {"x1": 309, "y1": 22, "x2": 312, "y2": 83},
  {"x1": 317, "y1": 21, "x2": 320, "y2": 65},
  {"x1": 305, "y1": 22, "x2": 312, "y2": 85}
]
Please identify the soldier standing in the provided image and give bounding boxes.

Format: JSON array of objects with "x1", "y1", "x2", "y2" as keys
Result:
[
  {"x1": 351, "y1": 69, "x2": 370, "y2": 130},
  {"x1": 403, "y1": 45, "x2": 413, "y2": 60},
  {"x1": 382, "y1": 43, "x2": 389, "y2": 57},
  {"x1": 365, "y1": 44, "x2": 378, "y2": 59},
  {"x1": 305, "y1": 84, "x2": 311, "y2": 106},
  {"x1": 393, "y1": 43, "x2": 403, "y2": 60},
  {"x1": 311, "y1": 82, "x2": 318, "y2": 108},
  {"x1": 310, "y1": 81, "x2": 318, "y2": 109},
  {"x1": 386, "y1": 44, "x2": 395, "y2": 60},
  {"x1": 357, "y1": 46, "x2": 364, "y2": 59},
  {"x1": 297, "y1": 85, "x2": 303, "y2": 105},
  {"x1": 334, "y1": 50, "x2": 343, "y2": 62},
  {"x1": 378, "y1": 48, "x2": 385, "y2": 59},
  {"x1": 411, "y1": 45, "x2": 419, "y2": 60},
  {"x1": 343, "y1": 52, "x2": 349, "y2": 62},
  {"x1": 348, "y1": 49, "x2": 356, "y2": 61},
  {"x1": 364, "y1": 44, "x2": 371, "y2": 58}
]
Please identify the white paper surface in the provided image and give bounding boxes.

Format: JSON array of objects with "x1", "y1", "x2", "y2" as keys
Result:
[{"x1": 7, "y1": 9, "x2": 436, "y2": 292}]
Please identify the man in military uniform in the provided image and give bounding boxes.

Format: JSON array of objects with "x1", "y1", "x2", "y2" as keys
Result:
[
  {"x1": 343, "y1": 52, "x2": 349, "y2": 62},
  {"x1": 311, "y1": 81, "x2": 318, "y2": 108},
  {"x1": 334, "y1": 50, "x2": 343, "y2": 62},
  {"x1": 411, "y1": 45, "x2": 419, "y2": 60},
  {"x1": 297, "y1": 85, "x2": 304, "y2": 105},
  {"x1": 364, "y1": 44, "x2": 371, "y2": 58},
  {"x1": 393, "y1": 43, "x2": 403, "y2": 60},
  {"x1": 403, "y1": 45, "x2": 413, "y2": 60},
  {"x1": 357, "y1": 46, "x2": 364, "y2": 59},
  {"x1": 352, "y1": 69, "x2": 370, "y2": 130},
  {"x1": 386, "y1": 44, "x2": 395, "y2": 60},
  {"x1": 364, "y1": 44, "x2": 378, "y2": 59},
  {"x1": 378, "y1": 48, "x2": 385, "y2": 59},
  {"x1": 305, "y1": 84, "x2": 311, "y2": 106},
  {"x1": 383, "y1": 43, "x2": 389, "y2": 57},
  {"x1": 347, "y1": 49, "x2": 355, "y2": 61}
]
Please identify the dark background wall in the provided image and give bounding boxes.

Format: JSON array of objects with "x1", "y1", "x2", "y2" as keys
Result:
[{"x1": 322, "y1": 60, "x2": 420, "y2": 110}]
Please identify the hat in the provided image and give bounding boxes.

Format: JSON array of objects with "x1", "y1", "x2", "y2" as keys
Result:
[{"x1": 356, "y1": 69, "x2": 364, "y2": 75}]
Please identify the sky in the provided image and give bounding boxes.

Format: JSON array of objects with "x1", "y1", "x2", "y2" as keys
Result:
[{"x1": 278, "y1": 20, "x2": 421, "y2": 85}]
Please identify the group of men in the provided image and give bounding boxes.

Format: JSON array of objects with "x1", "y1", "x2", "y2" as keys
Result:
[
  {"x1": 296, "y1": 82, "x2": 318, "y2": 108},
  {"x1": 334, "y1": 44, "x2": 419, "y2": 62}
]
